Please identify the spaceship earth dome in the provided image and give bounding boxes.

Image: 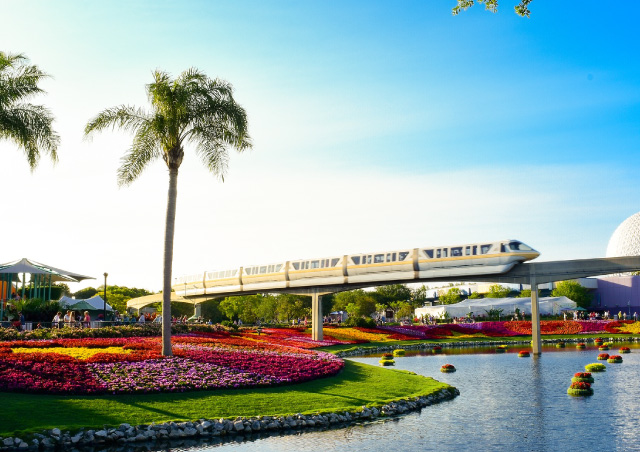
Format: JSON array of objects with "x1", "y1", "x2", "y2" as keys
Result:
[{"x1": 606, "y1": 211, "x2": 640, "y2": 257}]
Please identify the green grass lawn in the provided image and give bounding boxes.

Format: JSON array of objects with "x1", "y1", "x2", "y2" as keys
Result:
[{"x1": 0, "y1": 360, "x2": 450, "y2": 437}]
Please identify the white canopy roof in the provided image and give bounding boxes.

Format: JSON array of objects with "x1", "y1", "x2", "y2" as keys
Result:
[
  {"x1": 415, "y1": 296, "x2": 577, "y2": 318},
  {"x1": 60, "y1": 295, "x2": 114, "y2": 311},
  {"x1": 0, "y1": 258, "x2": 94, "y2": 282}
]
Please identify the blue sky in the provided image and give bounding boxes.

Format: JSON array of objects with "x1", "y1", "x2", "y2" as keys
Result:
[{"x1": 1, "y1": 1, "x2": 639, "y2": 291}]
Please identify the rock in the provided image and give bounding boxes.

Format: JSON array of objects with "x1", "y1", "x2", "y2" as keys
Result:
[
  {"x1": 40, "y1": 438, "x2": 54, "y2": 449},
  {"x1": 50, "y1": 429, "x2": 61, "y2": 437},
  {"x1": 17, "y1": 441, "x2": 28, "y2": 449},
  {"x1": 95, "y1": 430, "x2": 108, "y2": 439},
  {"x1": 2, "y1": 438, "x2": 14, "y2": 447},
  {"x1": 251, "y1": 421, "x2": 261, "y2": 431},
  {"x1": 233, "y1": 421, "x2": 245, "y2": 432}
]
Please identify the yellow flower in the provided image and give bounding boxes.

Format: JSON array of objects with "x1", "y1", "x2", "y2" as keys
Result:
[{"x1": 11, "y1": 347, "x2": 131, "y2": 360}]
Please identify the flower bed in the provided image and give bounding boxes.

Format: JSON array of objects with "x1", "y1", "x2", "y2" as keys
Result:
[
  {"x1": 585, "y1": 363, "x2": 606, "y2": 372},
  {"x1": 571, "y1": 372, "x2": 594, "y2": 383},
  {"x1": 518, "y1": 351, "x2": 530, "y2": 357},
  {"x1": 392, "y1": 349, "x2": 406, "y2": 356},
  {"x1": 567, "y1": 381, "x2": 593, "y2": 396},
  {"x1": 597, "y1": 353, "x2": 609, "y2": 360},
  {"x1": 619, "y1": 347, "x2": 631, "y2": 354},
  {"x1": 576, "y1": 343, "x2": 586, "y2": 349},
  {"x1": 598, "y1": 345, "x2": 609, "y2": 351},
  {"x1": 0, "y1": 336, "x2": 344, "y2": 395},
  {"x1": 440, "y1": 364, "x2": 456, "y2": 373},
  {"x1": 607, "y1": 355, "x2": 623, "y2": 363}
]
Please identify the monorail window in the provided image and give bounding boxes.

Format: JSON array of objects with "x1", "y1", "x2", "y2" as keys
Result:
[
  {"x1": 292, "y1": 262, "x2": 300, "y2": 270},
  {"x1": 399, "y1": 251, "x2": 409, "y2": 261},
  {"x1": 473, "y1": 245, "x2": 477, "y2": 255},
  {"x1": 365, "y1": 255, "x2": 372, "y2": 264},
  {"x1": 451, "y1": 247, "x2": 462, "y2": 257},
  {"x1": 442, "y1": 249, "x2": 448, "y2": 258},
  {"x1": 424, "y1": 249, "x2": 434, "y2": 258},
  {"x1": 260, "y1": 266, "x2": 267, "y2": 273},
  {"x1": 436, "y1": 249, "x2": 441, "y2": 258},
  {"x1": 374, "y1": 254, "x2": 384, "y2": 263},
  {"x1": 386, "y1": 253, "x2": 391, "y2": 262},
  {"x1": 311, "y1": 260, "x2": 319, "y2": 269},
  {"x1": 332, "y1": 258, "x2": 340, "y2": 266},
  {"x1": 465, "y1": 246, "x2": 471, "y2": 256},
  {"x1": 351, "y1": 256, "x2": 360, "y2": 265},
  {"x1": 500, "y1": 244, "x2": 506, "y2": 253},
  {"x1": 481, "y1": 244, "x2": 491, "y2": 254},
  {"x1": 509, "y1": 241, "x2": 533, "y2": 251},
  {"x1": 275, "y1": 264, "x2": 283, "y2": 272}
]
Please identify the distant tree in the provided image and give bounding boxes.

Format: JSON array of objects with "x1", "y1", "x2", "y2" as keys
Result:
[
  {"x1": 552, "y1": 281, "x2": 592, "y2": 309},
  {"x1": 487, "y1": 284, "x2": 511, "y2": 298},
  {"x1": 275, "y1": 294, "x2": 310, "y2": 322},
  {"x1": 452, "y1": 0, "x2": 532, "y2": 17},
  {"x1": 411, "y1": 285, "x2": 428, "y2": 307},
  {"x1": 439, "y1": 287, "x2": 462, "y2": 305},
  {"x1": 0, "y1": 52, "x2": 59, "y2": 170},
  {"x1": 73, "y1": 287, "x2": 98, "y2": 299},
  {"x1": 395, "y1": 301, "x2": 414, "y2": 320},
  {"x1": 370, "y1": 284, "x2": 412, "y2": 306},
  {"x1": 518, "y1": 288, "x2": 532, "y2": 298},
  {"x1": 468, "y1": 292, "x2": 483, "y2": 299}
]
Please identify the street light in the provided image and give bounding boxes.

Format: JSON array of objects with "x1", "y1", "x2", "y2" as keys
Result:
[{"x1": 103, "y1": 272, "x2": 108, "y2": 323}]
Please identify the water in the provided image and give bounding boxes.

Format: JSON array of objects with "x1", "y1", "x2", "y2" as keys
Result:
[{"x1": 146, "y1": 343, "x2": 640, "y2": 452}]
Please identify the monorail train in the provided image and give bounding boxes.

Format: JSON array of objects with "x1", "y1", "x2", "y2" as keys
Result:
[{"x1": 173, "y1": 240, "x2": 539, "y2": 296}]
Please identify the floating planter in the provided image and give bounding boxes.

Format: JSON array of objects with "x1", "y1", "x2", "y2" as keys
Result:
[
  {"x1": 518, "y1": 351, "x2": 530, "y2": 357},
  {"x1": 432, "y1": 346, "x2": 442, "y2": 353},
  {"x1": 576, "y1": 343, "x2": 586, "y2": 349},
  {"x1": 598, "y1": 345, "x2": 609, "y2": 351},
  {"x1": 567, "y1": 381, "x2": 593, "y2": 396},
  {"x1": 619, "y1": 347, "x2": 631, "y2": 354},
  {"x1": 556, "y1": 342, "x2": 565, "y2": 348},
  {"x1": 379, "y1": 359, "x2": 395, "y2": 366},
  {"x1": 495, "y1": 347, "x2": 506, "y2": 353},
  {"x1": 571, "y1": 372, "x2": 594, "y2": 383},
  {"x1": 393, "y1": 349, "x2": 406, "y2": 357},
  {"x1": 607, "y1": 355, "x2": 623, "y2": 363},
  {"x1": 594, "y1": 338, "x2": 603, "y2": 344},
  {"x1": 585, "y1": 363, "x2": 606, "y2": 372},
  {"x1": 597, "y1": 353, "x2": 610, "y2": 360},
  {"x1": 440, "y1": 364, "x2": 456, "y2": 373}
]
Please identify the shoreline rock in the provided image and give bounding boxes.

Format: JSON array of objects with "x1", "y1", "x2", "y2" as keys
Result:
[{"x1": 0, "y1": 388, "x2": 459, "y2": 451}]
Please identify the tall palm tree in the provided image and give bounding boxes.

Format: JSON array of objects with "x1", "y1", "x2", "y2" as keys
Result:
[
  {"x1": 85, "y1": 69, "x2": 251, "y2": 356},
  {"x1": 0, "y1": 52, "x2": 59, "y2": 170}
]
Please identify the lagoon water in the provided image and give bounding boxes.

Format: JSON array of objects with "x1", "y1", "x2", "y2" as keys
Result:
[{"x1": 170, "y1": 343, "x2": 640, "y2": 452}]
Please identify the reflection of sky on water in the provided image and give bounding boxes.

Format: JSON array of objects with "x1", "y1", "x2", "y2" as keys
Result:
[{"x1": 166, "y1": 342, "x2": 640, "y2": 452}]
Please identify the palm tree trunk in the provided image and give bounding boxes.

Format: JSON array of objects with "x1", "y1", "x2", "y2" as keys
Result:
[{"x1": 162, "y1": 167, "x2": 179, "y2": 356}]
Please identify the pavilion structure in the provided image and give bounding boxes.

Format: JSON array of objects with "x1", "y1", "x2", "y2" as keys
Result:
[{"x1": 0, "y1": 258, "x2": 94, "y2": 320}]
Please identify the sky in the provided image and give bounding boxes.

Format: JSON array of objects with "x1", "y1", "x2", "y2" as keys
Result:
[{"x1": 1, "y1": 1, "x2": 639, "y2": 292}]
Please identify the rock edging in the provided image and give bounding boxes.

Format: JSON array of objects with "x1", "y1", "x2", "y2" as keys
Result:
[{"x1": 0, "y1": 388, "x2": 459, "y2": 451}]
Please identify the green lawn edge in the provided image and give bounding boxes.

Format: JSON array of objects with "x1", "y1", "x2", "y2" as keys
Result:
[{"x1": 0, "y1": 360, "x2": 451, "y2": 437}]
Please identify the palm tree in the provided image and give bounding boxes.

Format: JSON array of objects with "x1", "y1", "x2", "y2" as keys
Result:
[
  {"x1": 0, "y1": 52, "x2": 59, "y2": 170},
  {"x1": 85, "y1": 69, "x2": 251, "y2": 356}
]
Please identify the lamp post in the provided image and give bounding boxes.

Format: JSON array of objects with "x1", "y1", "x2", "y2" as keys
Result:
[{"x1": 103, "y1": 272, "x2": 108, "y2": 323}]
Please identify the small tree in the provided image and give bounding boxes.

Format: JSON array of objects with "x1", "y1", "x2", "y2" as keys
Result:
[
  {"x1": 487, "y1": 284, "x2": 511, "y2": 298},
  {"x1": 518, "y1": 289, "x2": 532, "y2": 298},
  {"x1": 439, "y1": 287, "x2": 462, "y2": 304},
  {"x1": 469, "y1": 292, "x2": 483, "y2": 299},
  {"x1": 552, "y1": 281, "x2": 592, "y2": 309}
]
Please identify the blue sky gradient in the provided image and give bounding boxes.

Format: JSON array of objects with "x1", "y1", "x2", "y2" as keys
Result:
[{"x1": 1, "y1": 1, "x2": 639, "y2": 290}]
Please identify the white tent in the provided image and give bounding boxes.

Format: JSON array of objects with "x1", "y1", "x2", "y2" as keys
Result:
[
  {"x1": 60, "y1": 295, "x2": 114, "y2": 311},
  {"x1": 415, "y1": 296, "x2": 577, "y2": 319}
]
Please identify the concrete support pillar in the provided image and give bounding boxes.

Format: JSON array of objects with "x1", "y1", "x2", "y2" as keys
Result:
[
  {"x1": 311, "y1": 289, "x2": 323, "y2": 341},
  {"x1": 530, "y1": 274, "x2": 541, "y2": 355},
  {"x1": 194, "y1": 303, "x2": 202, "y2": 318}
]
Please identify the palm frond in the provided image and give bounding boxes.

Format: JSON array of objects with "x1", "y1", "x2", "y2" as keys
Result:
[
  {"x1": 84, "y1": 105, "x2": 150, "y2": 138},
  {"x1": 117, "y1": 123, "x2": 162, "y2": 186},
  {"x1": 0, "y1": 103, "x2": 59, "y2": 170}
]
